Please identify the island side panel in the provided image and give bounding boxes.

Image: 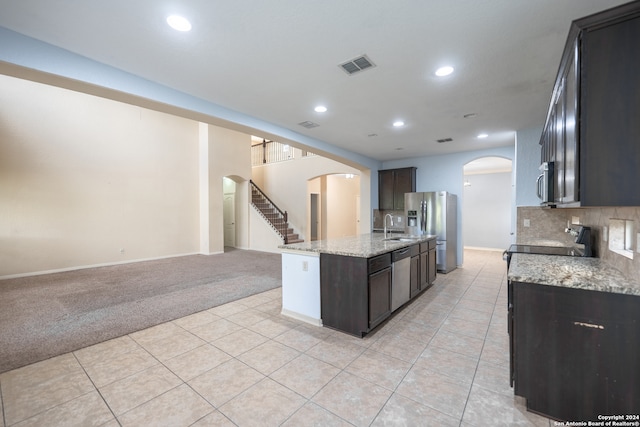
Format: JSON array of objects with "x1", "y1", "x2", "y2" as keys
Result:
[
  {"x1": 281, "y1": 251, "x2": 321, "y2": 326},
  {"x1": 320, "y1": 253, "x2": 368, "y2": 337}
]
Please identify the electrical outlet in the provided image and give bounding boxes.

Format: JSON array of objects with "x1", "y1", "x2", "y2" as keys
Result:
[
  {"x1": 523, "y1": 219, "x2": 530, "y2": 228},
  {"x1": 302, "y1": 261, "x2": 308, "y2": 272},
  {"x1": 572, "y1": 216, "x2": 581, "y2": 225},
  {"x1": 120, "y1": 248, "x2": 125, "y2": 254},
  {"x1": 603, "y1": 226, "x2": 608, "y2": 242}
]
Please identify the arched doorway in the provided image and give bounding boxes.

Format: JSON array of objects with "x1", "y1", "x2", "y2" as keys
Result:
[{"x1": 462, "y1": 157, "x2": 513, "y2": 250}]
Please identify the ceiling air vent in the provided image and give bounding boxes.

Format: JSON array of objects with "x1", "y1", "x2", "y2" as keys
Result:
[
  {"x1": 437, "y1": 138, "x2": 453, "y2": 143},
  {"x1": 339, "y1": 54, "x2": 376, "y2": 75},
  {"x1": 298, "y1": 121, "x2": 319, "y2": 129}
]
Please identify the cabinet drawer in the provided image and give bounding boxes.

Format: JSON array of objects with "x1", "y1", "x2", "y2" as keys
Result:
[
  {"x1": 420, "y1": 239, "x2": 436, "y2": 252},
  {"x1": 410, "y1": 244, "x2": 419, "y2": 257},
  {"x1": 368, "y1": 253, "x2": 391, "y2": 273}
]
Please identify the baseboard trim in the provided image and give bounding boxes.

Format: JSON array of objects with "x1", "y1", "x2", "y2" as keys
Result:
[
  {"x1": 1, "y1": 252, "x2": 202, "y2": 280},
  {"x1": 281, "y1": 309, "x2": 322, "y2": 327},
  {"x1": 463, "y1": 246, "x2": 506, "y2": 252}
]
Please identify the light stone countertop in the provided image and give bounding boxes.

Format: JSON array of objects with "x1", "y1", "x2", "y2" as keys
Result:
[
  {"x1": 508, "y1": 253, "x2": 640, "y2": 296},
  {"x1": 279, "y1": 233, "x2": 436, "y2": 258}
]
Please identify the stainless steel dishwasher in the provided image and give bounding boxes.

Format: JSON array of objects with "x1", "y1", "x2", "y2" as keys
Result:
[{"x1": 391, "y1": 247, "x2": 411, "y2": 311}]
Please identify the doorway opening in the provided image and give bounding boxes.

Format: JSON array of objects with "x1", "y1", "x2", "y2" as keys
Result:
[
  {"x1": 462, "y1": 157, "x2": 513, "y2": 250},
  {"x1": 223, "y1": 177, "x2": 237, "y2": 250},
  {"x1": 307, "y1": 173, "x2": 360, "y2": 241}
]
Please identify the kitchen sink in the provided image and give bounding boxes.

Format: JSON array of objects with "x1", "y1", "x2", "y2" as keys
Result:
[{"x1": 383, "y1": 236, "x2": 421, "y2": 242}]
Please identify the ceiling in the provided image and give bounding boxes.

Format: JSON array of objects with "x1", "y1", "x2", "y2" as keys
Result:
[{"x1": 0, "y1": 0, "x2": 630, "y2": 163}]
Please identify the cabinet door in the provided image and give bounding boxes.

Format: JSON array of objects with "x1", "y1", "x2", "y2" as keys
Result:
[
  {"x1": 368, "y1": 267, "x2": 392, "y2": 329},
  {"x1": 378, "y1": 170, "x2": 395, "y2": 210},
  {"x1": 554, "y1": 78, "x2": 566, "y2": 204},
  {"x1": 393, "y1": 168, "x2": 415, "y2": 210},
  {"x1": 419, "y1": 251, "x2": 428, "y2": 289},
  {"x1": 580, "y1": 15, "x2": 640, "y2": 205},
  {"x1": 562, "y1": 43, "x2": 578, "y2": 204},
  {"x1": 410, "y1": 255, "x2": 419, "y2": 297},
  {"x1": 513, "y1": 282, "x2": 640, "y2": 420},
  {"x1": 427, "y1": 249, "x2": 436, "y2": 284}
]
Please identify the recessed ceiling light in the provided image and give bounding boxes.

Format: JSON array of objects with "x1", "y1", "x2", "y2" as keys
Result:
[
  {"x1": 477, "y1": 133, "x2": 489, "y2": 139},
  {"x1": 314, "y1": 106, "x2": 327, "y2": 113},
  {"x1": 435, "y1": 66, "x2": 454, "y2": 77},
  {"x1": 393, "y1": 121, "x2": 405, "y2": 127},
  {"x1": 167, "y1": 15, "x2": 192, "y2": 32}
]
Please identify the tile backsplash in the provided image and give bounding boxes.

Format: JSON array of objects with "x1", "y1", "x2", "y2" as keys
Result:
[{"x1": 517, "y1": 206, "x2": 640, "y2": 279}]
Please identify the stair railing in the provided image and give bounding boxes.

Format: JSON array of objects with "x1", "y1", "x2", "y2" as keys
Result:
[{"x1": 249, "y1": 180, "x2": 289, "y2": 244}]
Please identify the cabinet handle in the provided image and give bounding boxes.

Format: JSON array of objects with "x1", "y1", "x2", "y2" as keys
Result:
[
  {"x1": 573, "y1": 321, "x2": 604, "y2": 330},
  {"x1": 536, "y1": 174, "x2": 543, "y2": 199}
]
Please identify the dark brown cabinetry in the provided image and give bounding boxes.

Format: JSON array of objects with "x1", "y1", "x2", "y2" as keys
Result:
[
  {"x1": 410, "y1": 245, "x2": 419, "y2": 298},
  {"x1": 320, "y1": 252, "x2": 391, "y2": 337},
  {"x1": 415, "y1": 240, "x2": 436, "y2": 297},
  {"x1": 378, "y1": 167, "x2": 416, "y2": 210},
  {"x1": 368, "y1": 254, "x2": 392, "y2": 330},
  {"x1": 509, "y1": 281, "x2": 640, "y2": 421},
  {"x1": 539, "y1": 2, "x2": 640, "y2": 206},
  {"x1": 320, "y1": 237, "x2": 436, "y2": 337}
]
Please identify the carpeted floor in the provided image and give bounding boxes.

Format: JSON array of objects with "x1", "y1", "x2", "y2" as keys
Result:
[{"x1": 0, "y1": 248, "x2": 282, "y2": 373}]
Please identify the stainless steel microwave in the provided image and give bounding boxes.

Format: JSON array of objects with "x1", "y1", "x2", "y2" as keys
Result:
[{"x1": 536, "y1": 161, "x2": 554, "y2": 205}]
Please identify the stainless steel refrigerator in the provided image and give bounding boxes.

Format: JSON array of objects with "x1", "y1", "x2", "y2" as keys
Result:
[{"x1": 404, "y1": 191, "x2": 457, "y2": 273}]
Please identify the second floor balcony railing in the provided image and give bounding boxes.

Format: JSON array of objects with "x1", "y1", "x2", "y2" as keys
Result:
[{"x1": 251, "y1": 139, "x2": 316, "y2": 166}]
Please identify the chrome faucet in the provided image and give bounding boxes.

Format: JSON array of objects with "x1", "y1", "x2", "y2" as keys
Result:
[{"x1": 384, "y1": 214, "x2": 394, "y2": 238}]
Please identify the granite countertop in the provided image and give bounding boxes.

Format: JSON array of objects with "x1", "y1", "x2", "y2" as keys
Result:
[
  {"x1": 508, "y1": 253, "x2": 640, "y2": 296},
  {"x1": 280, "y1": 233, "x2": 437, "y2": 258}
]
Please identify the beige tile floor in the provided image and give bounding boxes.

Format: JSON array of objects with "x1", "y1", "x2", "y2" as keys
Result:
[{"x1": 0, "y1": 250, "x2": 553, "y2": 426}]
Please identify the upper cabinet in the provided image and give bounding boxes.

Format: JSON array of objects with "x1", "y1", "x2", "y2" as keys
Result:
[
  {"x1": 378, "y1": 167, "x2": 416, "y2": 210},
  {"x1": 539, "y1": 1, "x2": 640, "y2": 207}
]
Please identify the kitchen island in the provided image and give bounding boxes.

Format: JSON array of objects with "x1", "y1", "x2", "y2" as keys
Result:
[
  {"x1": 507, "y1": 253, "x2": 640, "y2": 421},
  {"x1": 279, "y1": 233, "x2": 436, "y2": 336}
]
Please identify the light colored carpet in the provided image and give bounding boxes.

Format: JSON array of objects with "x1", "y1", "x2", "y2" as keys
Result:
[{"x1": 0, "y1": 248, "x2": 282, "y2": 373}]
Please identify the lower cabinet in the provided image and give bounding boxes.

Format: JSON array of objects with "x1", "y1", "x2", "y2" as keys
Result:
[
  {"x1": 510, "y1": 281, "x2": 640, "y2": 421},
  {"x1": 427, "y1": 242, "x2": 436, "y2": 284},
  {"x1": 320, "y1": 238, "x2": 437, "y2": 337},
  {"x1": 368, "y1": 265, "x2": 392, "y2": 329},
  {"x1": 419, "y1": 239, "x2": 437, "y2": 290},
  {"x1": 410, "y1": 245, "x2": 420, "y2": 298},
  {"x1": 320, "y1": 252, "x2": 391, "y2": 337}
]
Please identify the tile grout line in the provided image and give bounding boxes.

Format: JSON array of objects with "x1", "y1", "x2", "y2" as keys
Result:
[
  {"x1": 0, "y1": 379, "x2": 5, "y2": 427},
  {"x1": 456, "y1": 259, "x2": 508, "y2": 427},
  {"x1": 71, "y1": 352, "x2": 122, "y2": 427}
]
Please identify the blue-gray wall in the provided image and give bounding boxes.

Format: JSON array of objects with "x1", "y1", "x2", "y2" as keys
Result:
[
  {"x1": 515, "y1": 126, "x2": 544, "y2": 206},
  {"x1": 383, "y1": 145, "x2": 515, "y2": 266}
]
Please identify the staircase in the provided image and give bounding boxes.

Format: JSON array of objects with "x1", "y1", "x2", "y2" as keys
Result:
[{"x1": 250, "y1": 180, "x2": 303, "y2": 244}]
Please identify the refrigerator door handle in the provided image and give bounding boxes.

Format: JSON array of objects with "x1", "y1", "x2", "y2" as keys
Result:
[{"x1": 420, "y1": 200, "x2": 426, "y2": 234}]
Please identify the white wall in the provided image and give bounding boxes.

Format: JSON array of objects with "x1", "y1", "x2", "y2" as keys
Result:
[
  {"x1": 326, "y1": 174, "x2": 360, "y2": 239},
  {"x1": 0, "y1": 27, "x2": 382, "y2": 211},
  {"x1": 249, "y1": 207, "x2": 285, "y2": 253},
  {"x1": 0, "y1": 75, "x2": 200, "y2": 276},
  {"x1": 251, "y1": 151, "x2": 371, "y2": 241},
  {"x1": 463, "y1": 172, "x2": 513, "y2": 250},
  {"x1": 208, "y1": 126, "x2": 252, "y2": 253}
]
